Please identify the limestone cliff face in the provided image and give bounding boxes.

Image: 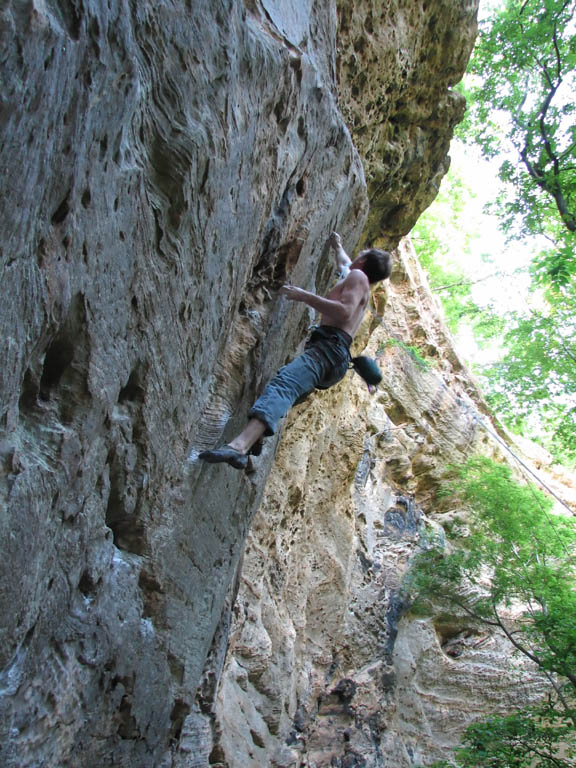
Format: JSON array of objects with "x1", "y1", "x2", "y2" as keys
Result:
[
  {"x1": 0, "y1": 1, "x2": 480, "y2": 767},
  {"x1": 336, "y1": 0, "x2": 479, "y2": 243}
]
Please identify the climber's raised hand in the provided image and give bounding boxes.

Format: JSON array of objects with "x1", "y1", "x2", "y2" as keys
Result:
[{"x1": 328, "y1": 231, "x2": 342, "y2": 249}]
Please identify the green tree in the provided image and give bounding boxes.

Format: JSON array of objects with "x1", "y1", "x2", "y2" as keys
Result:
[
  {"x1": 415, "y1": 1, "x2": 576, "y2": 465},
  {"x1": 411, "y1": 157, "x2": 506, "y2": 341},
  {"x1": 484, "y1": 281, "x2": 576, "y2": 466},
  {"x1": 462, "y1": 0, "x2": 576, "y2": 284},
  {"x1": 408, "y1": 457, "x2": 576, "y2": 766},
  {"x1": 432, "y1": 706, "x2": 576, "y2": 767}
]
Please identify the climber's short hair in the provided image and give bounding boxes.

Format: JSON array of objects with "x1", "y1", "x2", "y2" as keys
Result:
[{"x1": 360, "y1": 249, "x2": 393, "y2": 284}]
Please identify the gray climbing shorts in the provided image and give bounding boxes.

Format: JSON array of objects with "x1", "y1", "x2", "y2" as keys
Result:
[{"x1": 248, "y1": 326, "x2": 352, "y2": 436}]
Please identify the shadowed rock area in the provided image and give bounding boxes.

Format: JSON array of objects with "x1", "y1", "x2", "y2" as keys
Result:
[{"x1": 0, "y1": 1, "x2": 481, "y2": 766}]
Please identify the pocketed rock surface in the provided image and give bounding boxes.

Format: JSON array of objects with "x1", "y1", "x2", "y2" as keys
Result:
[{"x1": 3, "y1": 1, "x2": 551, "y2": 766}]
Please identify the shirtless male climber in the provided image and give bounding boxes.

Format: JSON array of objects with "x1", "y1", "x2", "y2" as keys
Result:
[{"x1": 199, "y1": 232, "x2": 392, "y2": 470}]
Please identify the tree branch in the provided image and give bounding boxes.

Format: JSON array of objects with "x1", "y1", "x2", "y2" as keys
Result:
[
  {"x1": 431, "y1": 271, "x2": 511, "y2": 293},
  {"x1": 541, "y1": 668, "x2": 576, "y2": 724},
  {"x1": 529, "y1": 747, "x2": 570, "y2": 768}
]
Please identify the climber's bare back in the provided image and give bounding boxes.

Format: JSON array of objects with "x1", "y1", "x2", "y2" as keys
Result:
[{"x1": 321, "y1": 269, "x2": 370, "y2": 337}]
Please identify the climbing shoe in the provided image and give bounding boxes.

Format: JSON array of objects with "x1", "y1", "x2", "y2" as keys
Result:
[{"x1": 198, "y1": 446, "x2": 249, "y2": 471}]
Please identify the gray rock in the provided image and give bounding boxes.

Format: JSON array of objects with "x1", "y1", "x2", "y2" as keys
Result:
[{"x1": 0, "y1": 0, "x2": 478, "y2": 765}]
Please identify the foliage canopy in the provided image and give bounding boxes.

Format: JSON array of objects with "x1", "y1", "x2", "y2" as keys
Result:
[
  {"x1": 408, "y1": 457, "x2": 576, "y2": 767},
  {"x1": 463, "y1": 0, "x2": 576, "y2": 284},
  {"x1": 460, "y1": 0, "x2": 576, "y2": 464},
  {"x1": 409, "y1": 9, "x2": 576, "y2": 763},
  {"x1": 413, "y1": 0, "x2": 576, "y2": 466}
]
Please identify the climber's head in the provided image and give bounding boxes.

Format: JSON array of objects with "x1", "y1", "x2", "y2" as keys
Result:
[{"x1": 351, "y1": 249, "x2": 392, "y2": 284}]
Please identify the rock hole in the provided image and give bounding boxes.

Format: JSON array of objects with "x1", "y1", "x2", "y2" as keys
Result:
[
  {"x1": 153, "y1": 208, "x2": 164, "y2": 252},
  {"x1": 39, "y1": 336, "x2": 75, "y2": 400},
  {"x1": 435, "y1": 624, "x2": 485, "y2": 659},
  {"x1": 117, "y1": 695, "x2": 138, "y2": 739},
  {"x1": 119, "y1": 366, "x2": 144, "y2": 404},
  {"x1": 20, "y1": 625, "x2": 36, "y2": 649},
  {"x1": 250, "y1": 729, "x2": 266, "y2": 748},
  {"x1": 119, "y1": 231, "x2": 125, "y2": 241},
  {"x1": 81, "y1": 188, "x2": 91, "y2": 208},
  {"x1": 296, "y1": 177, "x2": 306, "y2": 196},
  {"x1": 110, "y1": 673, "x2": 132, "y2": 691},
  {"x1": 209, "y1": 745, "x2": 227, "y2": 764},
  {"x1": 89, "y1": 27, "x2": 101, "y2": 58},
  {"x1": 289, "y1": 56, "x2": 302, "y2": 86},
  {"x1": 34, "y1": 294, "x2": 89, "y2": 419},
  {"x1": 113, "y1": 197, "x2": 119, "y2": 212},
  {"x1": 112, "y1": 129, "x2": 124, "y2": 166},
  {"x1": 78, "y1": 570, "x2": 97, "y2": 596},
  {"x1": 51, "y1": 189, "x2": 72, "y2": 225},
  {"x1": 168, "y1": 653, "x2": 185, "y2": 684},
  {"x1": 46, "y1": 0, "x2": 82, "y2": 40},
  {"x1": 83, "y1": 69, "x2": 93, "y2": 88},
  {"x1": 138, "y1": 569, "x2": 165, "y2": 624},
  {"x1": 273, "y1": 99, "x2": 289, "y2": 133},
  {"x1": 82, "y1": 241, "x2": 88, "y2": 263},
  {"x1": 99, "y1": 134, "x2": 108, "y2": 160},
  {"x1": 37, "y1": 238, "x2": 47, "y2": 268},
  {"x1": 105, "y1": 451, "x2": 146, "y2": 555},
  {"x1": 61, "y1": 509, "x2": 77, "y2": 525},
  {"x1": 19, "y1": 368, "x2": 39, "y2": 411},
  {"x1": 169, "y1": 699, "x2": 191, "y2": 743},
  {"x1": 44, "y1": 49, "x2": 55, "y2": 70}
]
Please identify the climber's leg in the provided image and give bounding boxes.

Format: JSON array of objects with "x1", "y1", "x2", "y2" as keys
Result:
[
  {"x1": 199, "y1": 332, "x2": 350, "y2": 470},
  {"x1": 246, "y1": 347, "x2": 328, "y2": 436},
  {"x1": 199, "y1": 349, "x2": 327, "y2": 469}
]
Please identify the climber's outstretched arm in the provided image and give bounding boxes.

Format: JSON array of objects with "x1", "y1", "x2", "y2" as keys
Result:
[
  {"x1": 328, "y1": 231, "x2": 351, "y2": 278},
  {"x1": 280, "y1": 269, "x2": 367, "y2": 329}
]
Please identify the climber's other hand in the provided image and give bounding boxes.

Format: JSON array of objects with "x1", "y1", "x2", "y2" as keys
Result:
[{"x1": 280, "y1": 285, "x2": 308, "y2": 302}]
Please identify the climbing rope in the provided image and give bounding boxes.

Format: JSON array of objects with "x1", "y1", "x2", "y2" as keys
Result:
[
  {"x1": 366, "y1": 288, "x2": 574, "y2": 518},
  {"x1": 471, "y1": 409, "x2": 573, "y2": 515}
]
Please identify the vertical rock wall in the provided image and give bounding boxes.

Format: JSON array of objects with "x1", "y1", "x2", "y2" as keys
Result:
[
  {"x1": 1, "y1": 2, "x2": 367, "y2": 765},
  {"x1": 0, "y1": 1, "x2": 479, "y2": 766}
]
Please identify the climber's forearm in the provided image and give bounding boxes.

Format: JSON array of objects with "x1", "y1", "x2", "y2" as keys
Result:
[
  {"x1": 328, "y1": 232, "x2": 351, "y2": 273},
  {"x1": 280, "y1": 286, "x2": 352, "y2": 324},
  {"x1": 300, "y1": 291, "x2": 347, "y2": 318},
  {"x1": 336, "y1": 245, "x2": 351, "y2": 271}
]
